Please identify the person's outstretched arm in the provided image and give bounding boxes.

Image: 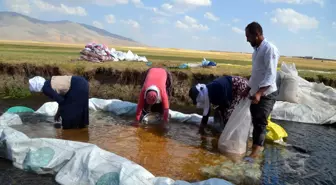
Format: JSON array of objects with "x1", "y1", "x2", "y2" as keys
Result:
[
  {"x1": 42, "y1": 81, "x2": 64, "y2": 105},
  {"x1": 135, "y1": 89, "x2": 145, "y2": 122},
  {"x1": 199, "y1": 108, "x2": 210, "y2": 134},
  {"x1": 161, "y1": 88, "x2": 169, "y2": 123}
]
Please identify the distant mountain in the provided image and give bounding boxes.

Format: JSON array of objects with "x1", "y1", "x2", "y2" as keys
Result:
[{"x1": 0, "y1": 11, "x2": 144, "y2": 47}]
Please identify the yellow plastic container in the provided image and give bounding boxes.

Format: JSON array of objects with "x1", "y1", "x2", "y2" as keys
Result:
[{"x1": 266, "y1": 116, "x2": 288, "y2": 141}]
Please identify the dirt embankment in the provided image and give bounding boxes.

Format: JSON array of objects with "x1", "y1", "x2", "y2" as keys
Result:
[{"x1": 0, "y1": 63, "x2": 335, "y2": 108}]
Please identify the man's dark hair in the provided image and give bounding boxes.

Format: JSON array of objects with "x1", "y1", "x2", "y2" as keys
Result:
[{"x1": 245, "y1": 22, "x2": 263, "y2": 36}]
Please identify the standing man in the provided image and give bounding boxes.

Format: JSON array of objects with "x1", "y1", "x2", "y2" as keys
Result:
[{"x1": 245, "y1": 22, "x2": 279, "y2": 159}]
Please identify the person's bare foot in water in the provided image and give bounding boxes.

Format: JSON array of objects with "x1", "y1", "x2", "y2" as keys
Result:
[{"x1": 244, "y1": 145, "x2": 263, "y2": 163}]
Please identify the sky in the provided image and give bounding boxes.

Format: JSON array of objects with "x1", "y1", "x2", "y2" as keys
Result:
[{"x1": 1, "y1": 0, "x2": 335, "y2": 59}]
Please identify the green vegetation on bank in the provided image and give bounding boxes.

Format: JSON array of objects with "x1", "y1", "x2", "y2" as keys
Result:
[
  {"x1": 0, "y1": 42, "x2": 335, "y2": 82},
  {"x1": 0, "y1": 75, "x2": 31, "y2": 99}
]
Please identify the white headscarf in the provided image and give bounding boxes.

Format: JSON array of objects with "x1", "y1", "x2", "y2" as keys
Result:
[
  {"x1": 195, "y1": 84, "x2": 210, "y2": 116},
  {"x1": 29, "y1": 76, "x2": 46, "y2": 92},
  {"x1": 144, "y1": 85, "x2": 162, "y2": 103}
]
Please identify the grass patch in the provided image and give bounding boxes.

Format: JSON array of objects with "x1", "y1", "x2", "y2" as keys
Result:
[
  {"x1": 1, "y1": 86, "x2": 31, "y2": 99},
  {"x1": 0, "y1": 75, "x2": 32, "y2": 99},
  {"x1": 0, "y1": 41, "x2": 335, "y2": 80}
]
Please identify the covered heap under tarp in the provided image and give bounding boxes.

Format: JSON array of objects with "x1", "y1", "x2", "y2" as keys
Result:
[
  {"x1": 78, "y1": 42, "x2": 148, "y2": 63},
  {"x1": 271, "y1": 62, "x2": 336, "y2": 125}
]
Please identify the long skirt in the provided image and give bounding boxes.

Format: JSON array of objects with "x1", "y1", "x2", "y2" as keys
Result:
[{"x1": 212, "y1": 76, "x2": 249, "y2": 134}]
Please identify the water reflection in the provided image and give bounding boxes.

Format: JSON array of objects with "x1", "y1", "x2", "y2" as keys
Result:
[{"x1": 56, "y1": 128, "x2": 90, "y2": 142}]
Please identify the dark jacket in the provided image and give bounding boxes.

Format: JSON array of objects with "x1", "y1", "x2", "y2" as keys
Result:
[
  {"x1": 198, "y1": 76, "x2": 233, "y2": 126},
  {"x1": 42, "y1": 76, "x2": 89, "y2": 129}
]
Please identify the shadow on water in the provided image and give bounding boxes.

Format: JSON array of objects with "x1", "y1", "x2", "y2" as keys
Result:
[{"x1": 1, "y1": 96, "x2": 336, "y2": 185}]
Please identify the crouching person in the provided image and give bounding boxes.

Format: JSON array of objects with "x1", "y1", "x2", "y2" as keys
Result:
[
  {"x1": 134, "y1": 67, "x2": 172, "y2": 128},
  {"x1": 189, "y1": 76, "x2": 250, "y2": 135},
  {"x1": 29, "y1": 76, "x2": 89, "y2": 129}
]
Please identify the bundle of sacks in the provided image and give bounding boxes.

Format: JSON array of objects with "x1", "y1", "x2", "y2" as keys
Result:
[
  {"x1": 79, "y1": 42, "x2": 148, "y2": 63},
  {"x1": 80, "y1": 43, "x2": 114, "y2": 63}
]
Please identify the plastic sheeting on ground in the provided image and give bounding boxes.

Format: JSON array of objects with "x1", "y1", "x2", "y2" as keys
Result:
[
  {"x1": 0, "y1": 116, "x2": 233, "y2": 185},
  {"x1": 271, "y1": 63, "x2": 336, "y2": 125},
  {"x1": 35, "y1": 98, "x2": 215, "y2": 126},
  {"x1": 174, "y1": 58, "x2": 217, "y2": 69}
]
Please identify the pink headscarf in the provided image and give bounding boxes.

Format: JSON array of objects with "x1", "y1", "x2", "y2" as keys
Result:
[{"x1": 146, "y1": 91, "x2": 158, "y2": 105}]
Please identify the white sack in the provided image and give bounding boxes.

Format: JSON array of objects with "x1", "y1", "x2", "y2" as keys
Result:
[
  {"x1": 218, "y1": 98, "x2": 252, "y2": 155},
  {"x1": 276, "y1": 70, "x2": 300, "y2": 103}
]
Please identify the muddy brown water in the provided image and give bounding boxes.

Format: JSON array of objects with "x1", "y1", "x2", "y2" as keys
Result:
[
  {"x1": 0, "y1": 95, "x2": 230, "y2": 183},
  {"x1": 11, "y1": 112, "x2": 229, "y2": 181},
  {"x1": 1, "y1": 95, "x2": 336, "y2": 185}
]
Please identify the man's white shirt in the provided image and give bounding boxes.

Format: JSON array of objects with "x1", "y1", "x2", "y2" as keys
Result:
[{"x1": 248, "y1": 39, "x2": 280, "y2": 96}]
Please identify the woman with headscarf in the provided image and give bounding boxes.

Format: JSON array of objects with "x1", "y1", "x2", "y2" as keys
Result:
[
  {"x1": 29, "y1": 75, "x2": 89, "y2": 129},
  {"x1": 189, "y1": 76, "x2": 250, "y2": 135},
  {"x1": 134, "y1": 67, "x2": 173, "y2": 127}
]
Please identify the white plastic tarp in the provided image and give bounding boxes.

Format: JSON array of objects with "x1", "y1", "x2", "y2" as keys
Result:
[
  {"x1": 35, "y1": 86, "x2": 336, "y2": 126},
  {"x1": 0, "y1": 116, "x2": 233, "y2": 185},
  {"x1": 35, "y1": 99, "x2": 214, "y2": 125},
  {"x1": 110, "y1": 48, "x2": 148, "y2": 62},
  {"x1": 271, "y1": 63, "x2": 336, "y2": 124}
]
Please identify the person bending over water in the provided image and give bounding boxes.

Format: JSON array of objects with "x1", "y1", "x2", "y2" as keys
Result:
[
  {"x1": 134, "y1": 67, "x2": 173, "y2": 128},
  {"x1": 29, "y1": 76, "x2": 89, "y2": 129},
  {"x1": 188, "y1": 76, "x2": 250, "y2": 135}
]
